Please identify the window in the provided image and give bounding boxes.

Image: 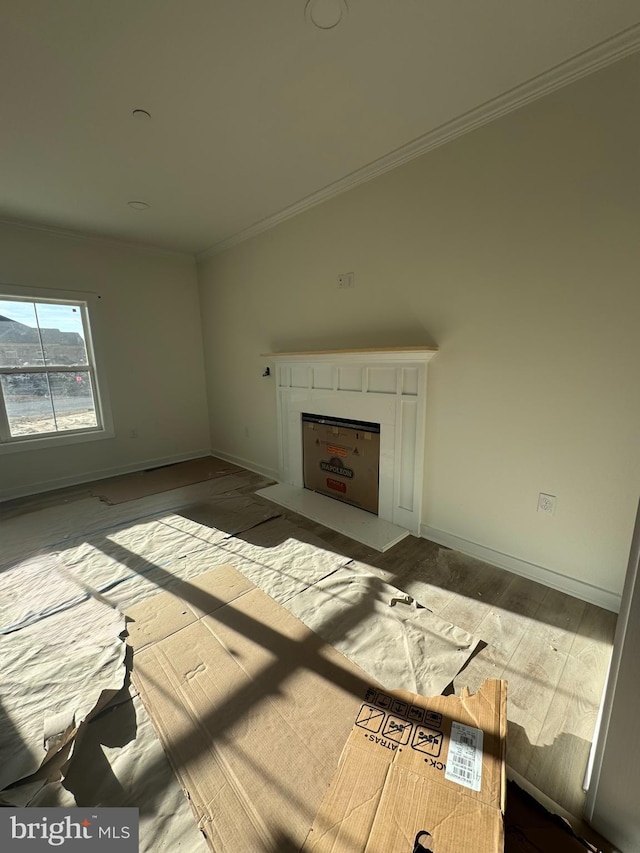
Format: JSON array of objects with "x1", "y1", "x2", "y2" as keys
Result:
[{"x1": 0, "y1": 289, "x2": 112, "y2": 451}]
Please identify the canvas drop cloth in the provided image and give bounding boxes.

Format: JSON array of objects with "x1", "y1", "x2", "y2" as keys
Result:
[
  {"x1": 0, "y1": 592, "x2": 126, "y2": 792},
  {"x1": 1, "y1": 486, "x2": 487, "y2": 849},
  {"x1": 285, "y1": 565, "x2": 481, "y2": 695}
]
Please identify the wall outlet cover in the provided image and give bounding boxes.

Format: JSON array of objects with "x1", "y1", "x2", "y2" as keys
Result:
[{"x1": 537, "y1": 493, "x2": 556, "y2": 516}]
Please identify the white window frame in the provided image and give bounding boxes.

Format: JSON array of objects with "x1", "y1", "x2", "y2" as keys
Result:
[{"x1": 0, "y1": 284, "x2": 114, "y2": 454}]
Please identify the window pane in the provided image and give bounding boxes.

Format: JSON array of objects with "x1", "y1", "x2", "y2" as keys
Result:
[
  {"x1": 49, "y1": 371, "x2": 98, "y2": 431},
  {"x1": 0, "y1": 300, "x2": 89, "y2": 368},
  {"x1": 0, "y1": 301, "x2": 44, "y2": 367},
  {"x1": 0, "y1": 371, "x2": 98, "y2": 437},
  {"x1": 1, "y1": 373, "x2": 56, "y2": 437},
  {"x1": 36, "y1": 303, "x2": 89, "y2": 367}
]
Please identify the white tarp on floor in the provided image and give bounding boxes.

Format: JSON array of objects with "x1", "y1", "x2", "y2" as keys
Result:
[{"x1": 0, "y1": 488, "x2": 483, "y2": 852}]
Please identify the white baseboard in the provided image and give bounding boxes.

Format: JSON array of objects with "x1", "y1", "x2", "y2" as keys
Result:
[
  {"x1": 210, "y1": 448, "x2": 278, "y2": 483},
  {"x1": 420, "y1": 524, "x2": 621, "y2": 613},
  {"x1": 0, "y1": 449, "x2": 213, "y2": 503}
]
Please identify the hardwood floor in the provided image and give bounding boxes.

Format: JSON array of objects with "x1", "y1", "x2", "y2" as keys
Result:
[{"x1": 0, "y1": 461, "x2": 616, "y2": 829}]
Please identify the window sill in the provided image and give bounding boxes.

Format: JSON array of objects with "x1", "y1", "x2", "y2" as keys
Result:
[{"x1": 0, "y1": 425, "x2": 115, "y2": 455}]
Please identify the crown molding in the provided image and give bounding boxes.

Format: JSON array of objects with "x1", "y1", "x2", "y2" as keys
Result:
[
  {"x1": 0, "y1": 216, "x2": 194, "y2": 260},
  {"x1": 198, "y1": 23, "x2": 640, "y2": 260}
]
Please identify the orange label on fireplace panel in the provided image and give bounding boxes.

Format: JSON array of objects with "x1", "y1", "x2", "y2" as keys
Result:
[
  {"x1": 327, "y1": 478, "x2": 347, "y2": 493},
  {"x1": 327, "y1": 445, "x2": 348, "y2": 457}
]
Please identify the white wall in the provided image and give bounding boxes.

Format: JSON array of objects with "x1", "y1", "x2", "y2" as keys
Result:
[
  {"x1": 198, "y1": 52, "x2": 640, "y2": 607},
  {"x1": 0, "y1": 222, "x2": 210, "y2": 499},
  {"x1": 586, "y1": 498, "x2": 640, "y2": 849}
]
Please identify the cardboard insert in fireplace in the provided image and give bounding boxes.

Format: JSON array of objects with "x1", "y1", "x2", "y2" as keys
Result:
[{"x1": 302, "y1": 413, "x2": 380, "y2": 514}]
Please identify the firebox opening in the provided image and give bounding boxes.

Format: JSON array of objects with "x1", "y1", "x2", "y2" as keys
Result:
[{"x1": 301, "y1": 412, "x2": 381, "y2": 515}]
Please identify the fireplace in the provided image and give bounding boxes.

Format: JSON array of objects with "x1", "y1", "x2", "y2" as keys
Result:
[
  {"x1": 258, "y1": 347, "x2": 438, "y2": 550},
  {"x1": 302, "y1": 413, "x2": 381, "y2": 514}
]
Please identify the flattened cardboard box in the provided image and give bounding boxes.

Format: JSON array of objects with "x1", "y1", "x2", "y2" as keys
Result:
[
  {"x1": 126, "y1": 565, "x2": 506, "y2": 852},
  {"x1": 303, "y1": 679, "x2": 507, "y2": 853},
  {"x1": 126, "y1": 564, "x2": 379, "y2": 851}
]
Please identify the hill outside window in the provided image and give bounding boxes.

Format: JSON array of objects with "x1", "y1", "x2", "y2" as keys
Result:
[{"x1": 0, "y1": 289, "x2": 112, "y2": 451}]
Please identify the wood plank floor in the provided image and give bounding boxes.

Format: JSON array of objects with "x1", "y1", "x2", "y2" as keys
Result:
[{"x1": 0, "y1": 460, "x2": 616, "y2": 830}]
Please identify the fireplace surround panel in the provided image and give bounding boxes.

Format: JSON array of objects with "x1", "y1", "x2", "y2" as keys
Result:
[{"x1": 265, "y1": 348, "x2": 437, "y2": 536}]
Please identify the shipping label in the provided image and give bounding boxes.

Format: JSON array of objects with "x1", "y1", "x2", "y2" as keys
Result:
[{"x1": 444, "y1": 721, "x2": 483, "y2": 791}]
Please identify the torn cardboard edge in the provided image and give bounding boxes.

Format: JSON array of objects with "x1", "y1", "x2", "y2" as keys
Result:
[
  {"x1": 125, "y1": 564, "x2": 508, "y2": 853},
  {"x1": 303, "y1": 679, "x2": 507, "y2": 853}
]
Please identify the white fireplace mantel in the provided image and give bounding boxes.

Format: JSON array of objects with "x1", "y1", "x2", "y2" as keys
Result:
[{"x1": 258, "y1": 347, "x2": 437, "y2": 550}]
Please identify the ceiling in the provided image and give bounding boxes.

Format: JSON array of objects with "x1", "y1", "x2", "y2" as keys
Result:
[{"x1": 1, "y1": 1, "x2": 639, "y2": 256}]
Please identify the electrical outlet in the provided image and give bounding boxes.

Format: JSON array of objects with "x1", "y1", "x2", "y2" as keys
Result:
[
  {"x1": 537, "y1": 493, "x2": 556, "y2": 516},
  {"x1": 337, "y1": 272, "x2": 355, "y2": 289}
]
